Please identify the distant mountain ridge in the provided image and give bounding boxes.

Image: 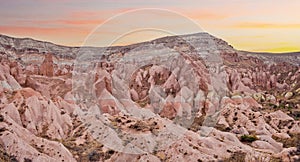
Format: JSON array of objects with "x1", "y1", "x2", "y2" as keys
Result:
[{"x1": 0, "y1": 33, "x2": 299, "y2": 61}]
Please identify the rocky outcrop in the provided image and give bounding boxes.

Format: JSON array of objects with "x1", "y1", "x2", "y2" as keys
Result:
[
  {"x1": 0, "y1": 33, "x2": 299, "y2": 161},
  {"x1": 39, "y1": 53, "x2": 54, "y2": 77}
]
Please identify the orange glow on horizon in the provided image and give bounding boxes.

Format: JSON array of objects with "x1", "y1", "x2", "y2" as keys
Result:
[{"x1": 1, "y1": 2, "x2": 299, "y2": 53}]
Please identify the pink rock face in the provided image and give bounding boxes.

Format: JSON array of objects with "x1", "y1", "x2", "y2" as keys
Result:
[
  {"x1": 227, "y1": 69, "x2": 256, "y2": 95},
  {"x1": 159, "y1": 102, "x2": 177, "y2": 119},
  {"x1": 0, "y1": 33, "x2": 299, "y2": 161},
  {"x1": 39, "y1": 53, "x2": 54, "y2": 77},
  {"x1": 0, "y1": 114, "x2": 75, "y2": 162},
  {"x1": 94, "y1": 70, "x2": 112, "y2": 97},
  {"x1": 98, "y1": 89, "x2": 121, "y2": 115},
  {"x1": 129, "y1": 65, "x2": 172, "y2": 104}
]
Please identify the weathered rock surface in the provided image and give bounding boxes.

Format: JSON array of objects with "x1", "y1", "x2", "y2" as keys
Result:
[
  {"x1": 0, "y1": 33, "x2": 299, "y2": 161},
  {"x1": 39, "y1": 53, "x2": 54, "y2": 77}
]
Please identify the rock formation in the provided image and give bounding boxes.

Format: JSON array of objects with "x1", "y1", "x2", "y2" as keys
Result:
[
  {"x1": 39, "y1": 53, "x2": 54, "y2": 77},
  {"x1": 0, "y1": 33, "x2": 299, "y2": 161}
]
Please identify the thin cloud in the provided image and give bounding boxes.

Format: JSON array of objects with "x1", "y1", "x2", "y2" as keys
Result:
[
  {"x1": 0, "y1": 25, "x2": 88, "y2": 35},
  {"x1": 69, "y1": 8, "x2": 133, "y2": 18},
  {"x1": 184, "y1": 10, "x2": 229, "y2": 20},
  {"x1": 59, "y1": 19, "x2": 104, "y2": 25},
  {"x1": 13, "y1": 8, "x2": 135, "y2": 27},
  {"x1": 232, "y1": 22, "x2": 300, "y2": 29},
  {"x1": 70, "y1": 11, "x2": 101, "y2": 18},
  {"x1": 150, "y1": 8, "x2": 230, "y2": 20},
  {"x1": 16, "y1": 19, "x2": 105, "y2": 26}
]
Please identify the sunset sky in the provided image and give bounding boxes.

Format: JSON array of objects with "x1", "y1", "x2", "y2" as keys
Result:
[{"x1": 1, "y1": 0, "x2": 299, "y2": 53}]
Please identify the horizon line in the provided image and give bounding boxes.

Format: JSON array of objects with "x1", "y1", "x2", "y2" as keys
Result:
[{"x1": 1, "y1": 32, "x2": 299, "y2": 54}]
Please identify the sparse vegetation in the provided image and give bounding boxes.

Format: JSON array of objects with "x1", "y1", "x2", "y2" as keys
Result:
[
  {"x1": 129, "y1": 121, "x2": 149, "y2": 131},
  {"x1": 272, "y1": 133, "x2": 300, "y2": 148},
  {"x1": 215, "y1": 123, "x2": 232, "y2": 132},
  {"x1": 88, "y1": 150, "x2": 100, "y2": 161},
  {"x1": 240, "y1": 134, "x2": 258, "y2": 143},
  {"x1": 0, "y1": 147, "x2": 18, "y2": 162},
  {"x1": 269, "y1": 157, "x2": 282, "y2": 162},
  {"x1": 61, "y1": 139, "x2": 105, "y2": 161},
  {"x1": 223, "y1": 152, "x2": 246, "y2": 162}
]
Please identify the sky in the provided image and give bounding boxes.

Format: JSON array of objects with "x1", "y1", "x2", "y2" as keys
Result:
[{"x1": 0, "y1": 0, "x2": 300, "y2": 53}]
